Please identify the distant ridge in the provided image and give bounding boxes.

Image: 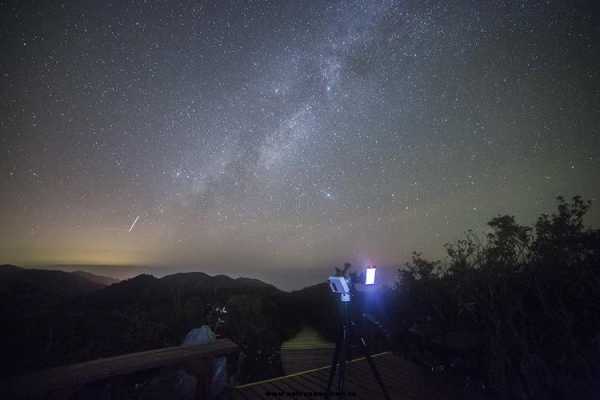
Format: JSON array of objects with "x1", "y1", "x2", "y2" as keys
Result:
[
  {"x1": 159, "y1": 271, "x2": 278, "y2": 291},
  {"x1": 0, "y1": 265, "x2": 110, "y2": 315},
  {"x1": 71, "y1": 270, "x2": 119, "y2": 286},
  {"x1": 1, "y1": 265, "x2": 118, "y2": 288},
  {"x1": 80, "y1": 271, "x2": 280, "y2": 307},
  {"x1": 0, "y1": 264, "x2": 110, "y2": 294},
  {"x1": 0, "y1": 264, "x2": 21, "y2": 272}
]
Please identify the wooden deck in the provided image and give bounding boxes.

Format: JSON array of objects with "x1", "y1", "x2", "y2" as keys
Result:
[
  {"x1": 233, "y1": 352, "x2": 467, "y2": 399},
  {"x1": 281, "y1": 325, "x2": 334, "y2": 375}
]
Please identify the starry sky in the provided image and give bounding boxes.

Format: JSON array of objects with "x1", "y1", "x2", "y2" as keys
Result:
[{"x1": 1, "y1": 1, "x2": 599, "y2": 290}]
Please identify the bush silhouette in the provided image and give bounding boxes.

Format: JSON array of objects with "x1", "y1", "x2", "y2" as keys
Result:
[{"x1": 395, "y1": 196, "x2": 600, "y2": 399}]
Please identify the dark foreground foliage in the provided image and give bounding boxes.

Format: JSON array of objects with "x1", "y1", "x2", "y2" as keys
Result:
[
  {"x1": 394, "y1": 196, "x2": 600, "y2": 399},
  {"x1": 0, "y1": 271, "x2": 301, "y2": 384}
]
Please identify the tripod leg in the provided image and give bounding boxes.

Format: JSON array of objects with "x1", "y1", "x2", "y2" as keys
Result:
[
  {"x1": 337, "y1": 324, "x2": 348, "y2": 399},
  {"x1": 358, "y1": 337, "x2": 392, "y2": 400},
  {"x1": 347, "y1": 317, "x2": 353, "y2": 365},
  {"x1": 343, "y1": 318, "x2": 353, "y2": 399},
  {"x1": 340, "y1": 300, "x2": 357, "y2": 399},
  {"x1": 326, "y1": 328, "x2": 343, "y2": 398}
]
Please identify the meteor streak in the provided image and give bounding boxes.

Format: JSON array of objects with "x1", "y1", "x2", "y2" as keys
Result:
[{"x1": 128, "y1": 215, "x2": 140, "y2": 232}]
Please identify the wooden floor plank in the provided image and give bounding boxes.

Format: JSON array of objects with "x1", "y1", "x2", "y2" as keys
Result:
[
  {"x1": 233, "y1": 353, "x2": 472, "y2": 400},
  {"x1": 348, "y1": 357, "x2": 421, "y2": 398},
  {"x1": 246, "y1": 385, "x2": 270, "y2": 400},
  {"x1": 250, "y1": 381, "x2": 282, "y2": 398},
  {"x1": 276, "y1": 377, "x2": 305, "y2": 397},
  {"x1": 238, "y1": 387, "x2": 266, "y2": 400},
  {"x1": 292, "y1": 374, "x2": 327, "y2": 393},
  {"x1": 306, "y1": 367, "x2": 378, "y2": 400},
  {"x1": 231, "y1": 387, "x2": 256, "y2": 400},
  {"x1": 276, "y1": 375, "x2": 313, "y2": 396}
]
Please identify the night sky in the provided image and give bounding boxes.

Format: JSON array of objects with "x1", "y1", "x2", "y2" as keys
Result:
[{"x1": 1, "y1": 1, "x2": 599, "y2": 289}]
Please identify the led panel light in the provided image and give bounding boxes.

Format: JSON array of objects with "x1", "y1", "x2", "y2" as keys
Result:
[{"x1": 365, "y1": 267, "x2": 376, "y2": 285}]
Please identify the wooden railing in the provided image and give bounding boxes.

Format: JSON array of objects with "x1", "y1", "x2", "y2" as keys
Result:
[{"x1": 2, "y1": 338, "x2": 239, "y2": 399}]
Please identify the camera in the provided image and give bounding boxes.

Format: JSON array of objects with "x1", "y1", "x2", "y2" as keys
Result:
[
  {"x1": 328, "y1": 276, "x2": 351, "y2": 294},
  {"x1": 328, "y1": 265, "x2": 376, "y2": 302}
]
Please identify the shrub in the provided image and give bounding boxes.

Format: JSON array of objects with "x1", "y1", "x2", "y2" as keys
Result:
[{"x1": 396, "y1": 196, "x2": 600, "y2": 399}]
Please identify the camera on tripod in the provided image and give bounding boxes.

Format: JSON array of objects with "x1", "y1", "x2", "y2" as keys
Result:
[
  {"x1": 328, "y1": 266, "x2": 376, "y2": 301},
  {"x1": 325, "y1": 264, "x2": 390, "y2": 400}
]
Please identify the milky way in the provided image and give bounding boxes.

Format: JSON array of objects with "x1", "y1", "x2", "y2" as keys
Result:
[{"x1": 1, "y1": 1, "x2": 599, "y2": 289}]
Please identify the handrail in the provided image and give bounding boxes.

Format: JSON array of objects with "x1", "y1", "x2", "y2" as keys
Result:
[{"x1": 3, "y1": 338, "x2": 239, "y2": 399}]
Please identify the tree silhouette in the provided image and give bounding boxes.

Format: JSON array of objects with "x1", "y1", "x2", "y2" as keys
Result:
[{"x1": 395, "y1": 196, "x2": 600, "y2": 400}]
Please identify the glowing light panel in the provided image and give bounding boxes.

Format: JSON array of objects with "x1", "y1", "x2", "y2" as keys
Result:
[{"x1": 365, "y1": 267, "x2": 376, "y2": 285}]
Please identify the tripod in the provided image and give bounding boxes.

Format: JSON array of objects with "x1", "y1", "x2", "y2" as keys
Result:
[{"x1": 325, "y1": 292, "x2": 391, "y2": 400}]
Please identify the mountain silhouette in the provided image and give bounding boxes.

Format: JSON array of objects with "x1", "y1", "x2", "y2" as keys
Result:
[
  {"x1": 70, "y1": 270, "x2": 119, "y2": 287},
  {"x1": 0, "y1": 265, "x2": 113, "y2": 317},
  {"x1": 0, "y1": 267, "x2": 286, "y2": 378}
]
